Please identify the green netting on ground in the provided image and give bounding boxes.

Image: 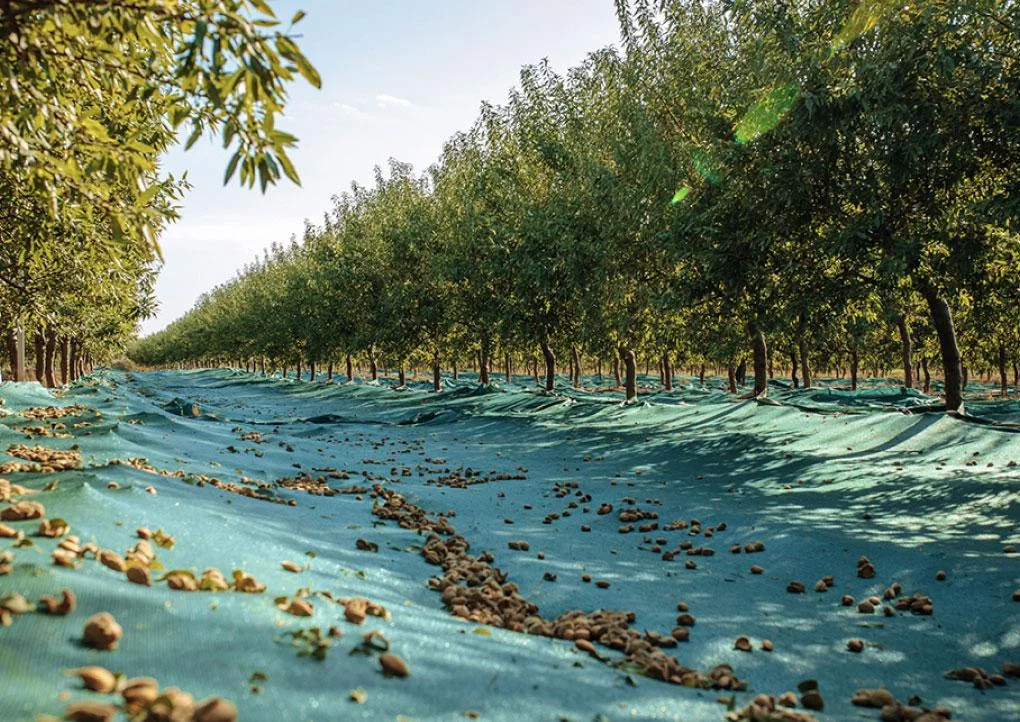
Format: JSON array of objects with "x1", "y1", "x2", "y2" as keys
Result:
[{"x1": 1, "y1": 370, "x2": 1018, "y2": 721}]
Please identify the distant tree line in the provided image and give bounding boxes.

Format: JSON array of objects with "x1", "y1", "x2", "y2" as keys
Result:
[{"x1": 129, "y1": 0, "x2": 1020, "y2": 410}]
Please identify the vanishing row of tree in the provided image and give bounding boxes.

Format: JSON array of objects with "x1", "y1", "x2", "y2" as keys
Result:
[
  {"x1": 0, "y1": 0, "x2": 317, "y2": 384},
  {"x1": 131, "y1": 0, "x2": 1018, "y2": 410}
]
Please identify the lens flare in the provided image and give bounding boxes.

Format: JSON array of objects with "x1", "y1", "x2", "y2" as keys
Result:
[
  {"x1": 734, "y1": 83, "x2": 799, "y2": 144},
  {"x1": 671, "y1": 186, "x2": 690, "y2": 205}
]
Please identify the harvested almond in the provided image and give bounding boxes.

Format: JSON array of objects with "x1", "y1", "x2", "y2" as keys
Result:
[
  {"x1": 193, "y1": 697, "x2": 238, "y2": 722},
  {"x1": 935, "y1": 570, "x2": 946, "y2": 581},
  {"x1": 126, "y1": 564, "x2": 152, "y2": 586},
  {"x1": 1, "y1": 500, "x2": 45, "y2": 521},
  {"x1": 281, "y1": 598, "x2": 313, "y2": 617},
  {"x1": 99, "y1": 550, "x2": 126, "y2": 572},
  {"x1": 847, "y1": 639, "x2": 864, "y2": 653},
  {"x1": 121, "y1": 677, "x2": 159, "y2": 707},
  {"x1": 69, "y1": 666, "x2": 117, "y2": 693},
  {"x1": 761, "y1": 639, "x2": 773, "y2": 652},
  {"x1": 281, "y1": 560, "x2": 301, "y2": 573},
  {"x1": 83, "y1": 612, "x2": 122, "y2": 650},
  {"x1": 349, "y1": 688, "x2": 367, "y2": 704},
  {"x1": 0, "y1": 523, "x2": 16, "y2": 538},
  {"x1": 39, "y1": 588, "x2": 76, "y2": 615},
  {"x1": 380, "y1": 653, "x2": 409, "y2": 678},
  {"x1": 857, "y1": 601, "x2": 874, "y2": 614},
  {"x1": 750, "y1": 565, "x2": 763, "y2": 574},
  {"x1": 734, "y1": 636, "x2": 752, "y2": 652},
  {"x1": 136, "y1": 527, "x2": 152, "y2": 539},
  {"x1": 575, "y1": 638, "x2": 597, "y2": 655},
  {"x1": 166, "y1": 571, "x2": 198, "y2": 591},
  {"x1": 65, "y1": 701, "x2": 117, "y2": 722},
  {"x1": 851, "y1": 687, "x2": 895, "y2": 708}
]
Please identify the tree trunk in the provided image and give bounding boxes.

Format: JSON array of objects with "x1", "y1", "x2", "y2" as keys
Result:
[
  {"x1": 998, "y1": 343, "x2": 1007, "y2": 397},
  {"x1": 662, "y1": 352, "x2": 673, "y2": 391},
  {"x1": 596, "y1": 357, "x2": 603, "y2": 385},
  {"x1": 452, "y1": 362, "x2": 459, "y2": 380},
  {"x1": 398, "y1": 367, "x2": 406, "y2": 387},
  {"x1": 34, "y1": 332, "x2": 45, "y2": 383},
  {"x1": 896, "y1": 315, "x2": 913, "y2": 388},
  {"x1": 799, "y1": 338, "x2": 812, "y2": 388},
  {"x1": 727, "y1": 365, "x2": 737, "y2": 393},
  {"x1": 540, "y1": 340, "x2": 556, "y2": 392},
  {"x1": 699, "y1": 364, "x2": 705, "y2": 385},
  {"x1": 309, "y1": 361, "x2": 316, "y2": 382},
  {"x1": 1013, "y1": 360, "x2": 1019, "y2": 387},
  {"x1": 962, "y1": 365, "x2": 969, "y2": 390},
  {"x1": 921, "y1": 287, "x2": 963, "y2": 411},
  {"x1": 571, "y1": 346, "x2": 581, "y2": 388},
  {"x1": 850, "y1": 348, "x2": 859, "y2": 391},
  {"x1": 921, "y1": 356, "x2": 931, "y2": 393},
  {"x1": 369, "y1": 346, "x2": 378, "y2": 380},
  {"x1": 790, "y1": 348, "x2": 799, "y2": 388},
  {"x1": 750, "y1": 325, "x2": 768, "y2": 397},
  {"x1": 44, "y1": 330, "x2": 57, "y2": 388},
  {"x1": 432, "y1": 357, "x2": 441, "y2": 392},
  {"x1": 531, "y1": 356, "x2": 539, "y2": 383},
  {"x1": 60, "y1": 337, "x2": 69, "y2": 385},
  {"x1": 735, "y1": 358, "x2": 747, "y2": 387},
  {"x1": 505, "y1": 352, "x2": 511, "y2": 384},
  {"x1": 612, "y1": 355, "x2": 621, "y2": 387},
  {"x1": 69, "y1": 340, "x2": 78, "y2": 382},
  {"x1": 6, "y1": 329, "x2": 19, "y2": 381},
  {"x1": 619, "y1": 347, "x2": 637, "y2": 402},
  {"x1": 479, "y1": 341, "x2": 490, "y2": 385}
]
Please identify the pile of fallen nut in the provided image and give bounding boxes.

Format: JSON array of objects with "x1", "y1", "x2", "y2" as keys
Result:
[{"x1": 373, "y1": 485, "x2": 748, "y2": 691}]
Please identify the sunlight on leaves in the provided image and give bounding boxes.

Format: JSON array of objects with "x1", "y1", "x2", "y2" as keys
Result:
[{"x1": 671, "y1": 186, "x2": 691, "y2": 205}]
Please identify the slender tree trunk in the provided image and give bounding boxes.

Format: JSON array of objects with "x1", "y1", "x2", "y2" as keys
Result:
[
  {"x1": 398, "y1": 367, "x2": 406, "y2": 387},
  {"x1": 850, "y1": 348, "x2": 859, "y2": 391},
  {"x1": 790, "y1": 348, "x2": 799, "y2": 388},
  {"x1": 369, "y1": 346, "x2": 378, "y2": 380},
  {"x1": 432, "y1": 356, "x2": 441, "y2": 392},
  {"x1": 612, "y1": 355, "x2": 621, "y2": 387},
  {"x1": 619, "y1": 347, "x2": 637, "y2": 402},
  {"x1": 727, "y1": 365, "x2": 737, "y2": 393},
  {"x1": 44, "y1": 330, "x2": 56, "y2": 388},
  {"x1": 1013, "y1": 360, "x2": 1019, "y2": 387},
  {"x1": 531, "y1": 356, "x2": 539, "y2": 383},
  {"x1": 540, "y1": 340, "x2": 556, "y2": 392},
  {"x1": 571, "y1": 346, "x2": 581, "y2": 389},
  {"x1": 505, "y1": 352, "x2": 511, "y2": 383},
  {"x1": 479, "y1": 340, "x2": 490, "y2": 385},
  {"x1": 60, "y1": 337, "x2": 69, "y2": 385},
  {"x1": 750, "y1": 325, "x2": 768, "y2": 397},
  {"x1": 921, "y1": 287, "x2": 963, "y2": 411},
  {"x1": 921, "y1": 357, "x2": 931, "y2": 393},
  {"x1": 452, "y1": 362, "x2": 459, "y2": 380},
  {"x1": 799, "y1": 338, "x2": 812, "y2": 388},
  {"x1": 699, "y1": 364, "x2": 705, "y2": 385},
  {"x1": 6, "y1": 329, "x2": 19, "y2": 381},
  {"x1": 596, "y1": 357, "x2": 603, "y2": 385},
  {"x1": 962, "y1": 365, "x2": 969, "y2": 390},
  {"x1": 34, "y1": 332, "x2": 45, "y2": 383},
  {"x1": 896, "y1": 315, "x2": 913, "y2": 388},
  {"x1": 309, "y1": 360, "x2": 315, "y2": 382},
  {"x1": 998, "y1": 343, "x2": 1007, "y2": 397},
  {"x1": 327, "y1": 361, "x2": 333, "y2": 381},
  {"x1": 735, "y1": 358, "x2": 747, "y2": 387},
  {"x1": 662, "y1": 352, "x2": 673, "y2": 391}
]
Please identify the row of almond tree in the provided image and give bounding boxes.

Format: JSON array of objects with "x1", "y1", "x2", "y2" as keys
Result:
[{"x1": 130, "y1": 0, "x2": 1020, "y2": 410}]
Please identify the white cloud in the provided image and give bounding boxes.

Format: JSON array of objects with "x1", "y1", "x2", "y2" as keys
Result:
[
  {"x1": 333, "y1": 102, "x2": 371, "y2": 121},
  {"x1": 375, "y1": 93, "x2": 413, "y2": 109}
]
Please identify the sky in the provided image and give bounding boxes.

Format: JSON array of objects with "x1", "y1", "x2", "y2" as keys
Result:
[{"x1": 142, "y1": 0, "x2": 622, "y2": 335}]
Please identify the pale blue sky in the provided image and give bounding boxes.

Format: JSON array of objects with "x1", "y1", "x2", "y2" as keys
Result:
[{"x1": 143, "y1": 0, "x2": 622, "y2": 334}]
